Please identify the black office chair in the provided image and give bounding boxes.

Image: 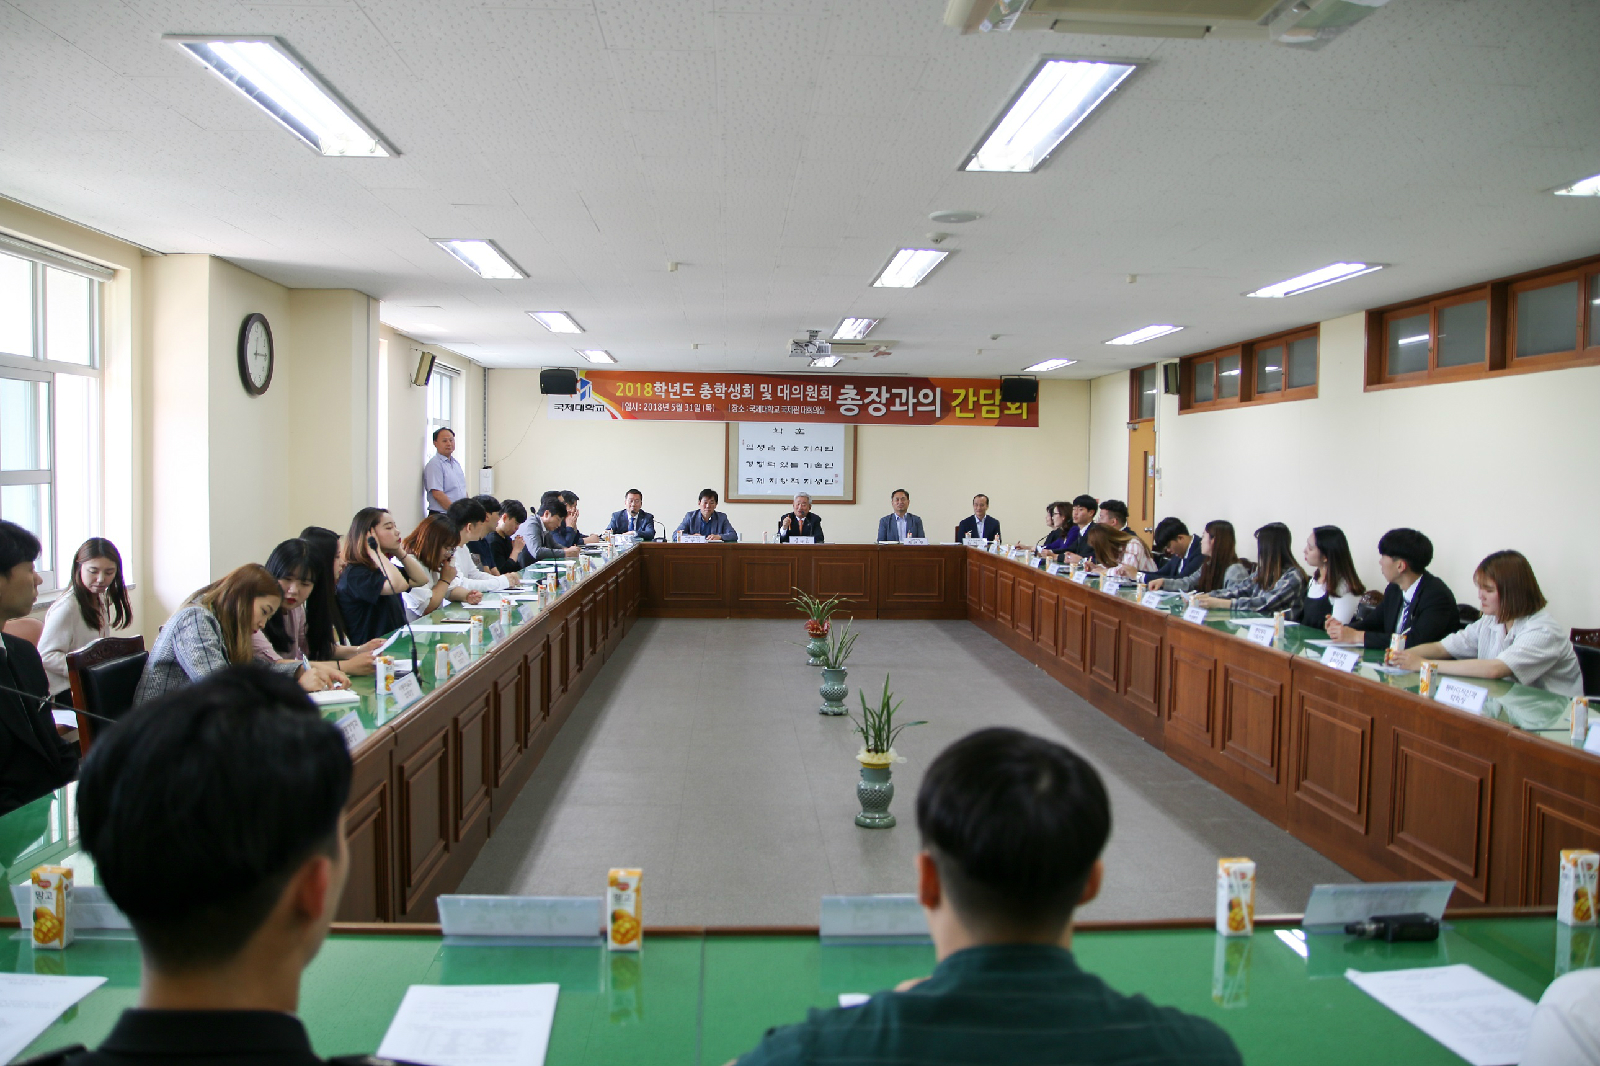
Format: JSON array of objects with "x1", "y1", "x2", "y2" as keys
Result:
[
  {"x1": 67, "y1": 636, "x2": 147, "y2": 755},
  {"x1": 1457, "y1": 603, "x2": 1482, "y2": 626},
  {"x1": 1574, "y1": 644, "x2": 1600, "y2": 699}
]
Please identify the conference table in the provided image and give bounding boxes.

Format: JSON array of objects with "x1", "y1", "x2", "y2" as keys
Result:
[{"x1": 0, "y1": 912, "x2": 1585, "y2": 1064}]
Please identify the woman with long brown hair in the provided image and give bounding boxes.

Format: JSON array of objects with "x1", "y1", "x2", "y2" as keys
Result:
[
  {"x1": 38, "y1": 537, "x2": 133, "y2": 703},
  {"x1": 1298, "y1": 525, "x2": 1366, "y2": 631},
  {"x1": 1083, "y1": 523, "x2": 1156, "y2": 578},
  {"x1": 400, "y1": 514, "x2": 483, "y2": 621},
  {"x1": 1195, "y1": 522, "x2": 1306, "y2": 615},
  {"x1": 335, "y1": 508, "x2": 431, "y2": 643},
  {"x1": 1149, "y1": 521, "x2": 1251, "y2": 595},
  {"x1": 134, "y1": 564, "x2": 345, "y2": 706},
  {"x1": 1393, "y1": 550, "x2": 1582, "y2": 696}
]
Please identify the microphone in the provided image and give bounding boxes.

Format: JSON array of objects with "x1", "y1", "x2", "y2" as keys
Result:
[
  {"x1": 371, "y1": 535, "x2": 422, "y2": 678},
  {"x1": 0, "y1": 678, "x2": 119, "y2": 726}
]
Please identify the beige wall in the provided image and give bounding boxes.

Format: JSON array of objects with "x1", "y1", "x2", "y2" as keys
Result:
[
  {"x1": 486, "y1": 378, "x2": 1090, "y2": 544},
  {"x1": 1087, "y1": 371, "x2": 1131, "y2": 507},
  {"x1": 377, "y1": 324, "x2": 482, "y2": 533},
  {"x1": 1089, "y1": 312, "x2": 1600, "y2": 626}
]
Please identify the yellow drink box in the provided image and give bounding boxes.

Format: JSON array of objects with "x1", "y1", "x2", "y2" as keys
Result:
[
  {"x1": 1215, "y1": 858, "x2": 1255, "y2": 937},
  {"x1": 1558, "y1": 850, "x2": 1599, "y2": 927},
  {"x1": 30, "y1": 866, "x2": 73, "y2": 950},
  {"x1": 607, "y1": 867, "x2": 642, "y2": 952}
]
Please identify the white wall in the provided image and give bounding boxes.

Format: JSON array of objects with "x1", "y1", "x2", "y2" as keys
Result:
[
  {"x1": 1108, "y1": 312, "x2": 1600, "y2": 627},
  {"x1": 1087, "y1": 371, "x2": 1130, "y2": 505},
  {"x1": 378, "y1": 324, "x2": 482, "y2": 533},
  {"x1": 486, "y1": 378, "x2": 1092, "y2": 544}
]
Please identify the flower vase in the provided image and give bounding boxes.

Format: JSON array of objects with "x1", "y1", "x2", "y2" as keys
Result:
[
  {"x1": 818, "y1": 667, "x2": 848, "y2": 716},
  {"x1": 855, "y1": 762, "x2": 896, "y2": 828},
  {"x1": 805, "y1": 620, "x2": 829, "y2": 667}
]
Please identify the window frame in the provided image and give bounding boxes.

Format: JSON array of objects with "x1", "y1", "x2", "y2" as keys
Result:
[
  {"x1": 424, "y1": 360, "x2": 458, "y2": 463},
  {"x1": 1127, "y1": 363, "x2": 1157, "y2": 423},
  {"x1": 1178, "y1": 324, "x2": 1319, "y2": 414}
]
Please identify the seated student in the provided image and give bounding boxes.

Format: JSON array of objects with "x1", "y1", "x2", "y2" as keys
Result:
[
  {"x1": 1298, "y1": 525, "x2": 1365, "y2": 631},
  {"x1": 1150, "y1": 520, "x2": 1251, "y2": 594},
  {"x1": 675, "y1": 489, "x2": 739, "y2": 541},
  {"x1": 732, "y1": 727, "x2": 1241, "y2": 1066},
  {"x1": 1523, "y1": 968, "x2": 1600, "y2": 1066},
  {"x1": 1393, "y1": 550, "x2": 1583, "y2": 696},
  {"x1": 1098, "y1": 499, "x2": 1132, "y2": 533},
  {"x1": 1194, "y1": 522, "x2": 1306, "y2": 616},
  {"x1": 490, "y1": 499, "x2": 528, "y2": 571},
  {"x1": 955, "y1": 494, "x2": 1000, "y2": 543},
  {"x1": 1326, "y1": 528, "x2": 1461, "y2": 650},
  {"x1": 401, "y1": 514, "x2": 481, "y2": 621},
  {"x1": 69, "y1": 666, "x2": 353, "y2": 1066},
  {"x1": 1082, "y1": 523, "x2": 1156, "y2": 578},
  {"x1": 876, "y1": 488, "x2": 926, "y2": 542},
  {"x1": 517, "y1": 499, "x2": 583, "y2": 566},
  {"x1": 255, "y1": 540, "x2": 384, "y2": 676},
  {"x1": 299, "y1": 526, "x2": 344, "y2": 582},
  {"x1": 1151, "y1": 518, "x2": 1203, "y2": 580},
  {"x1": 335, "y1": 507, "x2": 431, "y2": 644},
  {"x1": 39, "y1": 537, "x2": 133, "y2": 704},
  {"x1": 776, "y1": 493, "x2": 824, "y2": 542},
  {"x1": 551, "y1": 490, "x2": 602, "y2": 548},
  {"x1": 1056, "y1": 494, "x2": 1098, "y2": 560},
  {"x1": 136, "y1": 564, "x2": 342, "y2": 707},
  {"x1": 0, "y1": 521, "x2": 80, "y2": 816},
  {"x1": 447, "y1": 498, "x2": 519, "y2": 591},
  {"x1": 1036, "y1": 502, "x2": 1072, "y2": 556},
  {"x1": 466, "y1": 494, "x2": 503, "y2": 573},
  {"x1": 606, "y1": 489, "x2": 656, "y2": 540}
]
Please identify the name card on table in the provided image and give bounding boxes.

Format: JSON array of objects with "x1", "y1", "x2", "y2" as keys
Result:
[
  {"x1": 1141, "y1": 591, "x2": 1165, "y2": 609},
  {"x1": 903, "y1": 537, "x2": 929, "y2": 545},
  {"x1": 819, "y1": 895, "x2": 930, "y2": 941},
  {"x1": 788, "y1": 535, "x2": 815, "y2": 544},
  {"x1": 963, "y1": 537, "x2": 984, "y2": 547},
  {"x1": 1101, "y1": 577, "x2": 1120, "y2": 594},
  {"x1": 1302, "y1": 881, "x2": 1455, "y2": 928},
  {"x1": 1183, "y1": 605, "x2": 1209, "y2": 624},
  {"x1": 1435, "y1": 677, "x2": 1489, "y2": 715},
  {"x1": 437, "y1": 895, "x2": 604, "y2": 942},
  {"x1": 392, "y1": 672, "x2": 423, "y2": 709},
  {"x1": 680, "y1": 534, "x2": 708, "y2": 543},
  {"x1": 1584, "y1": 727, "x2": 1600, "y2": 755},
  {"x1": 1047, "y1": 563, "x2": 1064, "y2": 576},
  {"x1": 448, "y1": 643, "x2": 471, "y2": 672},
  {"x1": 334, "y1": 711, "x2": 367, "y2": 750},
  {"x1": 489, "y1": 621, "x2": 506, "y2": 643},
  {"x1": 1246, "y1": 623, "x2": 1277, "y2": 647},
  {"x1": 1072, "y1": 570, "x2": 1090, "y2": 585},
  {"x1": 1321, "y1": 646, "x2": 1361, "y2": 672},
  {"x1": 12, "y1": 884, "x2": 128, "y2": 930}
]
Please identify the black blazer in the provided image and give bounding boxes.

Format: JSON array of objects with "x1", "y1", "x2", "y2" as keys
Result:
[
  {"x1": 1153, "y1": 538, "x2": 1204, "y2": 580},
  {"x1": 0, "y1": 635, "x2": 78, "y2": 816},
  {"x1": 955, "y1": 515, "x2": 1001, "y2": 542},
  {"x1": 1355, "y1": 572, "x2": 1461, "y2": 650},
  {"x1": 776, "y1": 512, "x2": 824, "y2": 543}
]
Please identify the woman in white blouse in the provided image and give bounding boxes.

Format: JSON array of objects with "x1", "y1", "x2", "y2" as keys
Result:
[
  {"x1": 38, "y1": 538, "x2": 133, "y2": 702},
  {"x1": 1298, "y1": 525, "x2": 1365, "y2": 631},
  {"x1": 1393, "y1": 550, "x2": 1583, "y2": 697}
]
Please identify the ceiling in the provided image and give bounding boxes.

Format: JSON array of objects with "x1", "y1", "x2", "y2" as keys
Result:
[{"x1": 3, "y1": 0, "x2": 1599, "y2": 377}]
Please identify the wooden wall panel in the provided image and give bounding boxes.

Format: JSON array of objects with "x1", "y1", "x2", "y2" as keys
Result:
[
  {"x1": 453, "y1": 693, "x2": 493, "y2": 844},
  {"x1": 1293, "y1": 691, "x2": 1372, "y2": 835},
  {"x1": 1120, "y1": 618, "x2": 1163, "y2": 722},
  {"x1": 396, "y1": 723, "x2": 450, "y2": 917},
  {"x1": 736, "y1": 554, "x2": 799, "y2": 604},
  {"x1": 813, "y1": 552, "x2": 876, "y2": 607},
  {"x1": 337, "y1": 747, "x2": 393, "y2": 922},
  {"x1": 1388, "y1": 728, "x2": 1495, "y2": 901},
  {"x1": 1059, "y1": 597, "x2": 1087, "y2": 675},
  {"x1": 1088, "y1": 610, "x2": 1120, "y2": 690}
]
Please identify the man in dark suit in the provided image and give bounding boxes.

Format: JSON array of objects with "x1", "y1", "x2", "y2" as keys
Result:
[
  {"x1": 0, "y1": 521, "x2": 79, "y2": 816},
  {"x1": 606, "y1": 489, "x2": 656, "y2": 540},
  {"x1": 1098, "y1": 499, "x2": 1132, "y2": 534},
  {"x1": 955, "y1": 494, "x2": 1001, "y2": 543},
  {"x1": 1058, "y1": 494, "x2": 1098, "y2": 557},
  {"x1": 1327, "y1": 528, "x2": 1461, "y2": 650},
  {"x1": 1151, "y1": 518, "x2": 1203, "y2": 580},
  {"x1": 877, "y1": 488, "x2": 926, "y2": 542},
  {"x1": 777, "y1": 493, "x2": 825, "y2": 543}
]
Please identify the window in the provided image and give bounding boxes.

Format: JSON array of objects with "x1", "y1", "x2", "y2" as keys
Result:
[
  {"x1": 424, "y1": 360, "x2": 456, "y2": 462},
  {"x1": 1179, "y1": 327, "x2": 1318, "y2": 413},
  {"x1": 1128, "y1": 364, "x2": 1157, "y2": 422},
  {"x1": 1365, "y1": 254, "x2": 1600, "y2": 390},
  {"x1": 0, "y1": 246, "x2": 104, "y2": 591}
]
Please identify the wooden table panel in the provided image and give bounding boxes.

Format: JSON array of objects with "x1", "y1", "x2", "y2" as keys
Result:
[
  {"x1": 337, "y1": 733, "x2": 394, "y2": 923},
  {"x1": 1388, "y1": 728, "x2": 1496, "y2": 901},
  {"x1": 735, "y1": 553, "x2": 799, "y2": 604},
  {"x1": 1034, "y1": 585, "x2": 1058, "y2": 656},
  {"x1": 996, "y1": 569, "x2": 1014, "y2": 627},
  {"x1": 396, "y1": 720, "x2": 451, "y2": 918},
  {"x1": 1013, "y1": 573, "x2": 1036, "y2": 640}
]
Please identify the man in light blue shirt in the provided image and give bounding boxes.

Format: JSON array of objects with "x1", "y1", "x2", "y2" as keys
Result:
[
  {"x1": 422, "y1": 428, "x2": 466, "y2": 515},
  {"x1": 877, "y1": 488, "x2": 926, "y2": 542},
  {"x1": 674, "y1": 488, "x2": 739, "y2": 541}
]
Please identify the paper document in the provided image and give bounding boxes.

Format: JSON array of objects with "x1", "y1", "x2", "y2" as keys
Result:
[
  {"x1": 1305, "y1": 638, "x2": 1364, "y2": 648},
  {"x1": 1369, "y1": 664, "x2": 1409, "y2": 675},
  {"x1": 0, "y1": 974, "x2": 107, "y2": 1062},
  {"x1": 377, "y1": 984, "x2": 559, "y2": 1066},
  {"x1": 307, "y1": 689, "x2": 361, "y2": 706},
  {"x1": 1345, "y1": 965, "x2": 1533, "y2": 1066},
  {"x1": 409, "y1": 623, "x2": 474, "y2": 633},
  {"x1": 377, "y1": 630, "x2": 403, "y2": 653},
  {"x1": 51, "y1": 709, "x2": 77, "y2": 728}
]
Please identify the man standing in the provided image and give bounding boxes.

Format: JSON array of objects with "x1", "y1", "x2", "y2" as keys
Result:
[
  {"x1": 674, "y1": 489, "x2": 739, "y2": 541},
  {"x1": 877, "y1": 489, "x2": 926, "y2": 542},
  {"x1": 776, "y1": 493, "x2": 824, "y2": 543},
  {"x1": 1327, "y1": 528, "x2": 1460, "y2": 650},
  {"x1": 606, "y1": 489, "x2": 656, "y2": 540},
  {"x1": 0, "y1": 521, "x2": 78, "y2": 815},
  {"x1": 955, "y1": 494, "x2": 1000, "y2": 543},
  {"x1": 422, "y1": 428, "x2": 466, "y2": 515}
]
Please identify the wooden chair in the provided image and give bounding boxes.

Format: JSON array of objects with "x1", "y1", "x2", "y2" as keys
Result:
[
  {"x1": 1, "y1": 616, "x2": 43, "y2": 646},
  {"x1": 1571, "y1": 628, "x2": 1600, "y2": 648},
  {"x1": 66, "y1": 636, "x2": 147, "y2": 756},
  {"x1": 1457, "y1": 603, "x2": 1482, "y2": 626}
]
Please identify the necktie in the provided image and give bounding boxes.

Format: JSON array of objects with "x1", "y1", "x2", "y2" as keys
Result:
[{"x1": 629, "y1": 515, "x2": 636, "y2": 532}]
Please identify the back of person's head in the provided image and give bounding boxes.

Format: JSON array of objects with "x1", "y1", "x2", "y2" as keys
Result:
[
  {"x1": 1071, "y1": 494, "x2": 1098, "y2": 514},
  {"x1": 541, "y1": 498, "x2": 569, "y2": 520},
  {"x1": 0, "y1": 519, "x2": 40, "y2": 577},
  {"x1": 1310, "y1": 525, "x2": 1365, "y2": 598},
  {"x1": 193, "y1": 564, "x2": 282, "y2": 665},
  {"x1": 342, "y1": 508, "x2": 390, "y2": 571},
  {"x1": 474, "y1": 494, "x2": 502, "y2": 516},
  {"x1": 1085, "y1": 522, "x2": 1131, "y2": 567},
  {"x1": 70, "y1": 536, "x2": 132, "y2": 631},
  {"x1": 1378, "y1": 527, "x2": 1433, "y2": 575},
  {"x1": 78, "y1": 667, "x2": 352, "y2": 972},
  {"x1": 261, "y1": 539, "x2": 319, "y2": 657},
  {"x1": 447, "y1": 497, "x2": 487, "y2": 529},
  {"x1": 917, "y1": 727, "x2": 1110, "y2": 939},
  {"x1": 501, "y1": 499, "x2": 528, "y2": 525},
  {"x1": 403, "y1": 514, "x2": 460, "y2": 571},
  {"x1": 1153, "y1": 517, "x2": 1188, "y2": 551},
  {"x1": 1252, "y1": 522, "x2": 1303, "y2": 589},
  {"x1": 1474, "y1": 549, "x2": 1546, "y2": 623}
]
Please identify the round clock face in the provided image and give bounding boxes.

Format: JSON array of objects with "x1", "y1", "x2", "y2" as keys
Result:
[{"x1": 238, "y1": 313, "x2": 274, "y2": 395}]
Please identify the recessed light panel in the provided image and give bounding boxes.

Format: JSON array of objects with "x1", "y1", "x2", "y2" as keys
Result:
[
  {"x1": 434, "y1": 239, "x2": 525, "y2": 279},
  {"x1": 576, "y1": 349, "x2": 616, "y2": 363},
  {"x1": 833, "y1": 317, "x2": 879, "y2": 340},
  {"x1": 528, "y1": 311, "x2": 584, "y2": 334},
  {"x1": 1553, "y1": 173, "x2": 1600, "y2": 196},
  {"x1": 1023, "y1": 358, "x2": 1076, "y2": 372},
  {"x1": 1245, "y1": 263, "x2": 1383, "y2": 298},
  {"x1": 872, "y1": 249, "x2": 949, "y2": 289},
  {"x1": 964, "y1": 59, "x2": 1137, "y2": 173},
  {"x1": 809, "y1": 355, "x2": 843, "y2": 368},
  {"x1": 1106, "y1": 325, "x2": 1183, "y2": 345}
]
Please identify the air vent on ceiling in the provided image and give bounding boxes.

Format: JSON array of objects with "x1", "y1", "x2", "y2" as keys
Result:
[{"x1": 944, "y1": 0, "x2": 1391, "y2": 46}]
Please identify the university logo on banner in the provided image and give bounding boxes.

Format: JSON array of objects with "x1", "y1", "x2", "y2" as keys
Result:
[{"x1": 546, "y1": 376, "x2": 619, "y2": 420}]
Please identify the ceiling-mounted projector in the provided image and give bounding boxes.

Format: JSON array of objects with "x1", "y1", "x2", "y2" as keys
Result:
[{"x1": 789, "y1": 330, "x2": 832, "y2": 358}]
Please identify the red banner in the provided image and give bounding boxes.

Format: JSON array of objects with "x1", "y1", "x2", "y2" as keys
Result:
[{"x1": 547, "y1": 370, "x2": 1037, "y2": 427}]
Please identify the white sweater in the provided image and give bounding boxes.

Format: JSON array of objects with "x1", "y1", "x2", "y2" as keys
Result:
[{"x1": 38, "y1": 592, "x2": 114, "y2": 696}]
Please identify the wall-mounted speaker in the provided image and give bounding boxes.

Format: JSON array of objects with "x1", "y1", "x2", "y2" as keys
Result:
[
  {"x1": 412, "y1": 350, "x2": 435, "y2": 387},
  {"x1": 539, "y1": 368, "x2": 579, "y2": 395},
  {"x1": 1162, "y1": 363, "x2": 1180, "y2": 395},
  {"x1": 999, "y1": 376, "x2": 1039, "y2": 404}
]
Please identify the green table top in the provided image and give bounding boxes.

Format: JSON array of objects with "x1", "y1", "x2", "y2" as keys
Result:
[{"x1": 5, "y1": 916, "x2": 1591, "y2": 1064}]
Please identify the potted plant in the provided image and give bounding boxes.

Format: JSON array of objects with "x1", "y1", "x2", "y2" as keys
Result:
[
  {"x1": 816, "y1": 620, "x2": 859, "y2": 716},
  {"x1": 791, "y1": 588, "x2": 846, "y2": 667},
  {"x1": 849, "y1": 675, "x2": 926, "y2": 828}
]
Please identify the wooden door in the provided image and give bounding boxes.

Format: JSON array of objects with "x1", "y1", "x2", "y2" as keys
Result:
[{"x1": 1127, "y1": 419, "x2": 1156, "y2": 547}]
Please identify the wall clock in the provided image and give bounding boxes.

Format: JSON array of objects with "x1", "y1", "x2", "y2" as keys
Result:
[{"x1": 238, "y1": 312, "x2": 274, "y2": 396}]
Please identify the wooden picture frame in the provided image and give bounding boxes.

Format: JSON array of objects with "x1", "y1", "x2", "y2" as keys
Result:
[{"x1": 724, "y1": 422, "x2": 857, "y2": 504}]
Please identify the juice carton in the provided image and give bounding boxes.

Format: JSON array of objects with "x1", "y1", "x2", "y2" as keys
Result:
[
  {"x1": 607, "y1": 868, "x2": 642, "y2": 952},
  {"x1": 1418, "y1": 661, "x2": 1436, "y2": 697},
  {"x1": 374, "y1": 655, "x2": 394, "y2": 695},
  {"x1": 1558, "y1": 850, "x2": 1599, "y2": 927},
  {"x1": 1272, "y1": 611, "x2": 1285, "y2": 640},
  {"x1": 1216, "y1": 858, "x2": 1255, "y2": 937},
  {"x1": 434, "y1": 642, "x2": 451, "y2": 682},
  {"x1": 1386, "y1": 632, "x2": 1406, "y2": 666},
  {"x1": 499, "y1": 600, "x2": 513, "y2": 631},
  {"x1": 1572, "y1": 697, "x2": 1590, "y2": 745},
  {"x1": 30, "y1": 866, "x2": 73, "y2": 950}
]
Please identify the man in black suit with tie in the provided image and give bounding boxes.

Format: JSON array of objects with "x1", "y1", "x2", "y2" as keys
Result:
[
  {"x1": 1058, "y1": 494, "x2": 1098, "y2": 557},
  {"x1": 1151, "y1": 518, "x2": 1203, "y2": 580},
  {"x1": 1327, "y1": 528, "x2": 1461, "y2": 650},
  {"x1": 955, "y1": 494, "x2": 1001, "y2": 543},
  {"x1": 0, "y1": 521, "x2": 79, "y2": 816},
  {"x1": 777, "y1": 493, "x2": 825, "y2": 543},
  {"x1": 606, "y1": 489, "x2": 656, "y2": 540}
]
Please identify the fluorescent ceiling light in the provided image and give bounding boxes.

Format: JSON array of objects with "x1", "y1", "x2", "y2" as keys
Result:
[
  {"x1": 576, "y1": 349, "x2": 615, "y2": 364},
  {"x1": 873, "y1": 249, "x2": 948, "y2": 288},
  {"x1": 1246, "y1": 262, "x2": 1383, "y2": 298},
  {"x1": 527, "y1": 311, "x2": 584, "y2": 334},
  {"x1": 809, "y1": 355, "x2": 843, "y2": 368},
  {"x1": 833, "y1": 317, "x2": 879, "y2": 340},
  {"x1": 1553, "y1": 173, "x2": 1600, "y2": 196},
  {"x1": 1023, "y1": 358, "x2": 1076, "y2": 372},
  {"x1": 1397, "y1": 333, "x2": 1429, "y2": 345},
  {"x1": 167, "y1": 36, "x2": 391, "y2": 157},
  {"x1": 434, "y1": 239, "x2": 524, "y2": 280},
  {"x1": 964, "y1": 58, "x2": 1137, "y2": 173},
  {"x1": 1106, "y1": 324, "x2": 1183, "y2": 345}
]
